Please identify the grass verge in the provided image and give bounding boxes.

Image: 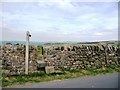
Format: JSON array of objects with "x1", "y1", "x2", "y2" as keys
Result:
[{"x1": 2, "y1": 65, "x2": 120, "y2": 87}]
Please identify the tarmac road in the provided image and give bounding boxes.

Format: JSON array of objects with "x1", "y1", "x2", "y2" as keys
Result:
[{"x1": 10, "y1": 73, "x2": 119, "y2": 88}]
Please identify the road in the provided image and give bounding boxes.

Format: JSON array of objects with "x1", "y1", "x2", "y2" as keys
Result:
[{"x1": 10, "y1": 73, "x2": 119, "y2": 88}]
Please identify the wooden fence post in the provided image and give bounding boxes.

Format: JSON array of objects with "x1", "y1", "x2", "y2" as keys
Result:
[{"x1": 25, "y1": 31, "x2": 31, "y2": 74}]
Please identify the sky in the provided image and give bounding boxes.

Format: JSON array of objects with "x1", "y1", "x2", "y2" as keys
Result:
[{"x1": 0, "y1": 0, "x2": 118, "y2": 42}]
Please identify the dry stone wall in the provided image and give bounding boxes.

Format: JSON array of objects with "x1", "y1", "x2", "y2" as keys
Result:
[
  {"x1": 1, "y1": 44, "x2": 38, "y2": 75},
  {"x1": 43, "y1": 45, "x2": 120, "y2": 70},
  {"x1": 1, "y1": 44, "x2": 120, "y2": 75}
]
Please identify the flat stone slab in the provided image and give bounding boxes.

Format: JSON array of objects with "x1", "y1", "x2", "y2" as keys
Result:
[
  {"x1": 45, "y1": 66, "x2": 55, "y2": 74},
  {"x1": 2, "y1": 70, "x2": 10, "y2": 74},
  {"x1": 37, "y1": 61, "x2": 47, "y2": 67},
  {"x1": 37, "y1": 61, "x2": 46, "y2": 64}
]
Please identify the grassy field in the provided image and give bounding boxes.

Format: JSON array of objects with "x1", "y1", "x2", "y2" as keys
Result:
[{"x1": 2, "y1": 65, "x2": 120, "y2": 87}]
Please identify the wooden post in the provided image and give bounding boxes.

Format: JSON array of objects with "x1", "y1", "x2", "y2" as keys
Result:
[{"x1": 25, "y1": 31, "x2": 31, "y2": 74}]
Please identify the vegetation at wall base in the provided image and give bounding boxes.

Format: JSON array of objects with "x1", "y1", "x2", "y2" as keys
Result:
[
  {"x1": 2, "y1": 65, "x2": 120, "y2": 87},
  {"x1": 37, "y1": 46, "x2": 43, "y2": 59}
]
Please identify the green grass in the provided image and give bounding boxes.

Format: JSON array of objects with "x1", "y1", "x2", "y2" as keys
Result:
[
  {"x1": 2, "y1": 66, "x2": 120, "y2": 87},
  {"x1": 38, "y1": 46, "x2": 43, "y2": 59}
]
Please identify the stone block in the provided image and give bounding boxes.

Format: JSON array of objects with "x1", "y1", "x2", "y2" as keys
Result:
[
  {"x1": 2, "y1": 70, "x2": 10, "y2": 74},
  {"x1": 0, "y1": 65, "x2": 2, "y2": 70},
  {"x1": 0, "y1": 61, "x2": 2, "y2": 65},
  {"x1": 45, "y1": 66, "x2": 55, "y2": 74},
  {"x1": 64, "y1": 66, "x2": 67, "y2": 68}
]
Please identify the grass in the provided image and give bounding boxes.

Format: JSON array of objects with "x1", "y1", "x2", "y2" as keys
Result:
[
  {"x1": 37, "y1": 46, "x2": 43, "y2": 59},
  {"x1": 2, "y1": 65, "x2": 120, "y2": 87}
]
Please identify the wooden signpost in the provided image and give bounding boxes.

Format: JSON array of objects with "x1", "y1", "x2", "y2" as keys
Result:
[{"x1": 25, "y1": 31, "x2": 31, "y2": 74}]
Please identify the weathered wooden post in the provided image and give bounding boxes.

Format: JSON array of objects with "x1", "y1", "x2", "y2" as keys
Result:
[{"x1": 25, "y1": 31, "x2": 31, "y2": 74}]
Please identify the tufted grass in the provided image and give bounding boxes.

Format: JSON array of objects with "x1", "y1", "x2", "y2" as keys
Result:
[{"x1": 2, "y1": 65, "x2": 120, "y2": 87}]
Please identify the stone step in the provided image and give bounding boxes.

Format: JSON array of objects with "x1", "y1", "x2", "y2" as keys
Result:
[
  {"x1": 37, "y1": 60, "x2": 46, "y2": 64},
  {"x1": 37, "y1": 60, "x2": 46, "y2": 67}
]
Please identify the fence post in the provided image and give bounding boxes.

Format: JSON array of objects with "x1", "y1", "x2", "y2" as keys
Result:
[{"x1": 25, "y1": 31, "x2": 31, "y2": 74}]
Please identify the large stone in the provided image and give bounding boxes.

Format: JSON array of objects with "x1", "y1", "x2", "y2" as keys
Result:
[
  {"x1": 2, "y1": 70, "x2": 10, "y2": 74},
  {"x1": 45, "y1": 66, "x2": 55, "y2": 74},
  {"x1": 0, "y1": 65, "x2": 2, "y2": 70}
]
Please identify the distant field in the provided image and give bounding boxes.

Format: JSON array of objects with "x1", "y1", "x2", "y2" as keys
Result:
[
  {"x1": 44, "y1": 42, "x2": 119, "y2": 46},
  {"x1": 0, "y1": 41, "x2": 45, "y2": 46},
  {"x1": 0, "y1": 41, "x2": 119, "y2": 46}
]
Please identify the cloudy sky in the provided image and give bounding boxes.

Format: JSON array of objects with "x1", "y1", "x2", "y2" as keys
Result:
[{"x1": 1, "y1": 0, "x2": 118, "y2": 42}]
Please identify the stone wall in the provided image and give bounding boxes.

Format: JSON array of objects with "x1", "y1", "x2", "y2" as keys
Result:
[
  {"x1": 1, "y1": 44, "x2": 38, "y2": 75},
  {"x1": 1, "y1": 44, "x2": 120, "y2": 75},
  {"x1": 43, "y1": 45, "x2": 120, "y2": 70}
]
